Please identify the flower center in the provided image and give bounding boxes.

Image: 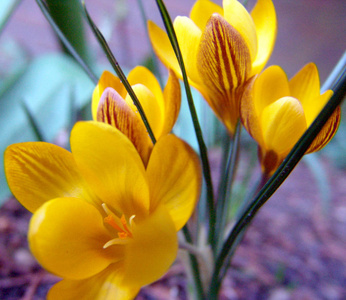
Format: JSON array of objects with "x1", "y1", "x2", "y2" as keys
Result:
[{"x1": 102, "y1": 203, "x2": 135, "y2": 248}]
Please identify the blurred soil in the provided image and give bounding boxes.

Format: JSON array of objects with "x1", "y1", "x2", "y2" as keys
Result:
[{"x1": 1, "y1": 0, "x2": 345, "y2": 299}]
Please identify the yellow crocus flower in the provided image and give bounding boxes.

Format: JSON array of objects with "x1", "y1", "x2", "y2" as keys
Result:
[
  {"x1": 5, "y1": 121, "x2": 201, "y2": 299},
  {"x1": 92, "y1": 66, "x2": 181, "y2": 165},
  {"x1": 148, "y1": 0, "x2": 277, "y2": 135},
  {"x1": 240, "y1": 63, "x2": 341, "y2": 176}
]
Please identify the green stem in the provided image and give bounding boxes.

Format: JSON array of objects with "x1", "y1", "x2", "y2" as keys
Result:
[
  {"x1": 182, "y1": 226, "x2": 205, "y2": 300},
  {"x1": 136, "y1": 0, "x2": 164, "y2": 87},
  {"x1": 154, "y1": 0, "x2": 216, "y2": 251},
  {"x1": 215, "y1": 121, "x2": 241, "y2": 254},
  {"x1": 82, "y1": 2, "x2": 156, "y2": 144},
  {"x1": 208, "y1": 60, "x2": 346, "y2": 299}
]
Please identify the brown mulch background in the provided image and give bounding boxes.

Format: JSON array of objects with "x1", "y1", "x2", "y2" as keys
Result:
[{"x1": 1, "y1": 0, "x2": 345, "y2": 299}]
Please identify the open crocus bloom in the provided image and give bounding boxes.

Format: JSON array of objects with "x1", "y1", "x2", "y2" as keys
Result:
[
  {"x1": 148, "y1": 0, "x2": 277, "y2": 134},
  {"x1": 240, "y1": 63, "x2": 341, "y2": 176},
  {"x1": 92, "y1": 66, "x2": 181, "y2": 165},
  {"x1": 5, "y1": 121, "x2": 201, "y2": 299}
]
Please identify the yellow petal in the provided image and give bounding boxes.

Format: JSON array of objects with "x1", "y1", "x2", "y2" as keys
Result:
[
  {"x1": 146, "y1": 135, "x2": 201, "y2": 230},
  {"x1": 240, "y1": 76, "x2": 265, "y2": 147},
  {"x1": 70, "y1": 121, "x2": 150, "y2": 217},
  {"x1": 161, "y1": 70, "x2": 181, "y2": 136},
  {"x1": 197, "y1": 14, "x2": 251, "y2": 134},
  {"x1": 122, "y1": 205, "x2": 178, "y2": 287},
  {"x1": 289, "y1": 63, "x2": 330, "y2": 125},
  {"x1": 48, "y1": 266, "x2": 140, "y2": 300},
  {"x1": 127, "y1": 66, "x2": 164, "y2": 112},
  {"x1": 253, "y1": 65, "x2": 290, "y2": 115},
  {"x1": 289, "y1": 63, "x2": 320, "y2": 108},
  {"x1": 29, "y1": 198, "x2": 119, "y2": 280},
  {"x1": 4, "y1": 142, "x2": 95, "y2": 213},
  {"x1": 147, "y1": 21, "x2": 181, "y2": 77},
  {"x1": 223, "y1": 0, "x2": 257, "y2": 62},
  {"x1": 174, "y1": 16, "x2": 203, "y2": 85},
  {"x1": 96, "y1": 87, "x2": 153, "y2": 165},
  {"x1": 261, "y1": 96, "x2": 307, "y2": 156},
  {"x1": 92, "y1": 71, "x2": 125, "y2": 120},
  {"x1": 307, "y1": 106, "x2": 341, "y2": 153},
  {"x1": 189, "y1": 0, "x2": 223, "y2": 31},
  {"x1": 303, "y1": 90, "x2": 333, "y2": 126},
  {"x1": 124, "y1": 84, "x2": 163, "y2": 139},
  {"x1": 250, "y1": 0, "x2": 277, "y2": 75}
]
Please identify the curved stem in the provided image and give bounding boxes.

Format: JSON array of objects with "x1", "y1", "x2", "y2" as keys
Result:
[
  {"x1": 182, "y1": 226, "x2": 205, "y2": 300},
  {"x1": 82, "y1": 2, "x2": 156, "y2": 144},
  {"x1": 215, "y1": 121, "x2": 241, "y2": 254},
  {"x1": 155, "y1": 0, "x2": 215, "y2": 249},
  {"x1": 208, "y1": 60, "x2": 346, "y2": 299}
]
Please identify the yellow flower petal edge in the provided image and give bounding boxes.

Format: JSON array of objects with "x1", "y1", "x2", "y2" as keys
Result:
[
  {"x1": 92, "y1": 67, "x2": 181, "y2": 155},
  {"x1": 96, "y1": 87, "x2": 153, "y2": 165},
  {"x1": 197, "y1": 14, "x2": 251, "y2": 134},
  {"x1": 70, "y1": 121, "x2": 150, "y2": 217},
  {"x1": 48, "y1": 266, "x2": 140, "y2": 300},
  {"x1": 4, "y1": 120, "x2": 198, "y2": 299},
  {"x1": 147, "y1": 20, "x2": 181, "y2": 77},
  {"x1": 92, "y1": 70, "x2": 125, "y2": 120},
  {"x1": 223, "y1": 0, "x2": 258, "y2": 61},
  {"x1": 127, "y1": 66, "x2": 164, "y2": 110},
  {"x1": 29, "y1": 197, "x2": 118, "y2": 280},
  {"x1": 307, "y1": 105, "x2": 341, "y2": 153},
  {"x1": 161, "y1": 70, "x2": 182, "y2": 136},
  {"x1": 122, "y1": 204, "x2": 178, "y2": 287},
  {"x1": 261, "y1": 97, "x2": 307, "y2": 157},
  {"x1": 147, "y1": 134, "x2": 202, "y2": 230},
  {"x1": 4, "y1": 142, "x2": 95, "y2": 213},
  {"x1": 148, "y1": 0, "x2": 276, "y2": 136},
  {"x1": 173, "y1": 16, "x2": 203, "y2": 85},
  {"x1": 190, "y1": 0, "x2": 224, "y2": 31},
  {"x1": 240, "y1": 63, "x2": 340, "y2": 176},
  {"x1": 289, "y1": 63, "x2": 325, "y2": 124},
  {"x1": 250, "y1": 0, "x2": 277, "y2": 75},
  {"x1": 124, "y1": 84, "x2": 163, "y2": 139}
]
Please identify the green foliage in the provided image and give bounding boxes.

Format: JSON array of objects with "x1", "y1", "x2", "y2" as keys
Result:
[
  {"x1": 45, "y1": 0, "x2": 90, "y2": 63},
  {"x1": 0, "y1": 53, "x2": 94, "y2": 205}
]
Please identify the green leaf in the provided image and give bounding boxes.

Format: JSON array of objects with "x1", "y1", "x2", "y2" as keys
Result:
[
  {"x1": 208, "y1": 60, "x2": 346, "y2": 299},
  {"x1": 44, "y1": 0, "x2": 90, "y2": 63},
  {"x1": 82, "y1": 1, "x2": 157, "y2": 144},
  {"x1": 0, "y1": 53, "x2": 94, "y2": 205},
  {"x1": 35, "y1": 0, "x2": 98, "y2": 84},
  {"x1": 155, "y1": 0, "x2": 216, "y2": 253}
]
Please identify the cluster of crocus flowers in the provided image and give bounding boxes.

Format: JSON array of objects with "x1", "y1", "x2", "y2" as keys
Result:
[
  {"x1": 92, "y1": 66, "x2": 181, "y2": 165},
  {"x1": 148, "y1": 0, "x2": 277, "y2": 135},
  {"x1": 5, "y1": 121, "x2": 201, "y2": 299},
  {"x1": 240, "y1": 63, "x2": 341, "y2": 176}
]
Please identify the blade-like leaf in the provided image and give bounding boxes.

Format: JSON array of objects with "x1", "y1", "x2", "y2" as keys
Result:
[
  {"x1": 155, "y1": 0, "x2": 215, "y2": 251},
  {"x1": 82, "y1": 1, "x2": 156, "y2": 144},
  {"x1": 209, "y1": 61, "x2": 346, "y2": 298},
  {"x1": 0, "y1": 53, "x2": 94, "y2": 205},
  {"x1": 35, "y1": 0, "x2": 98, "y2": 84}
]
